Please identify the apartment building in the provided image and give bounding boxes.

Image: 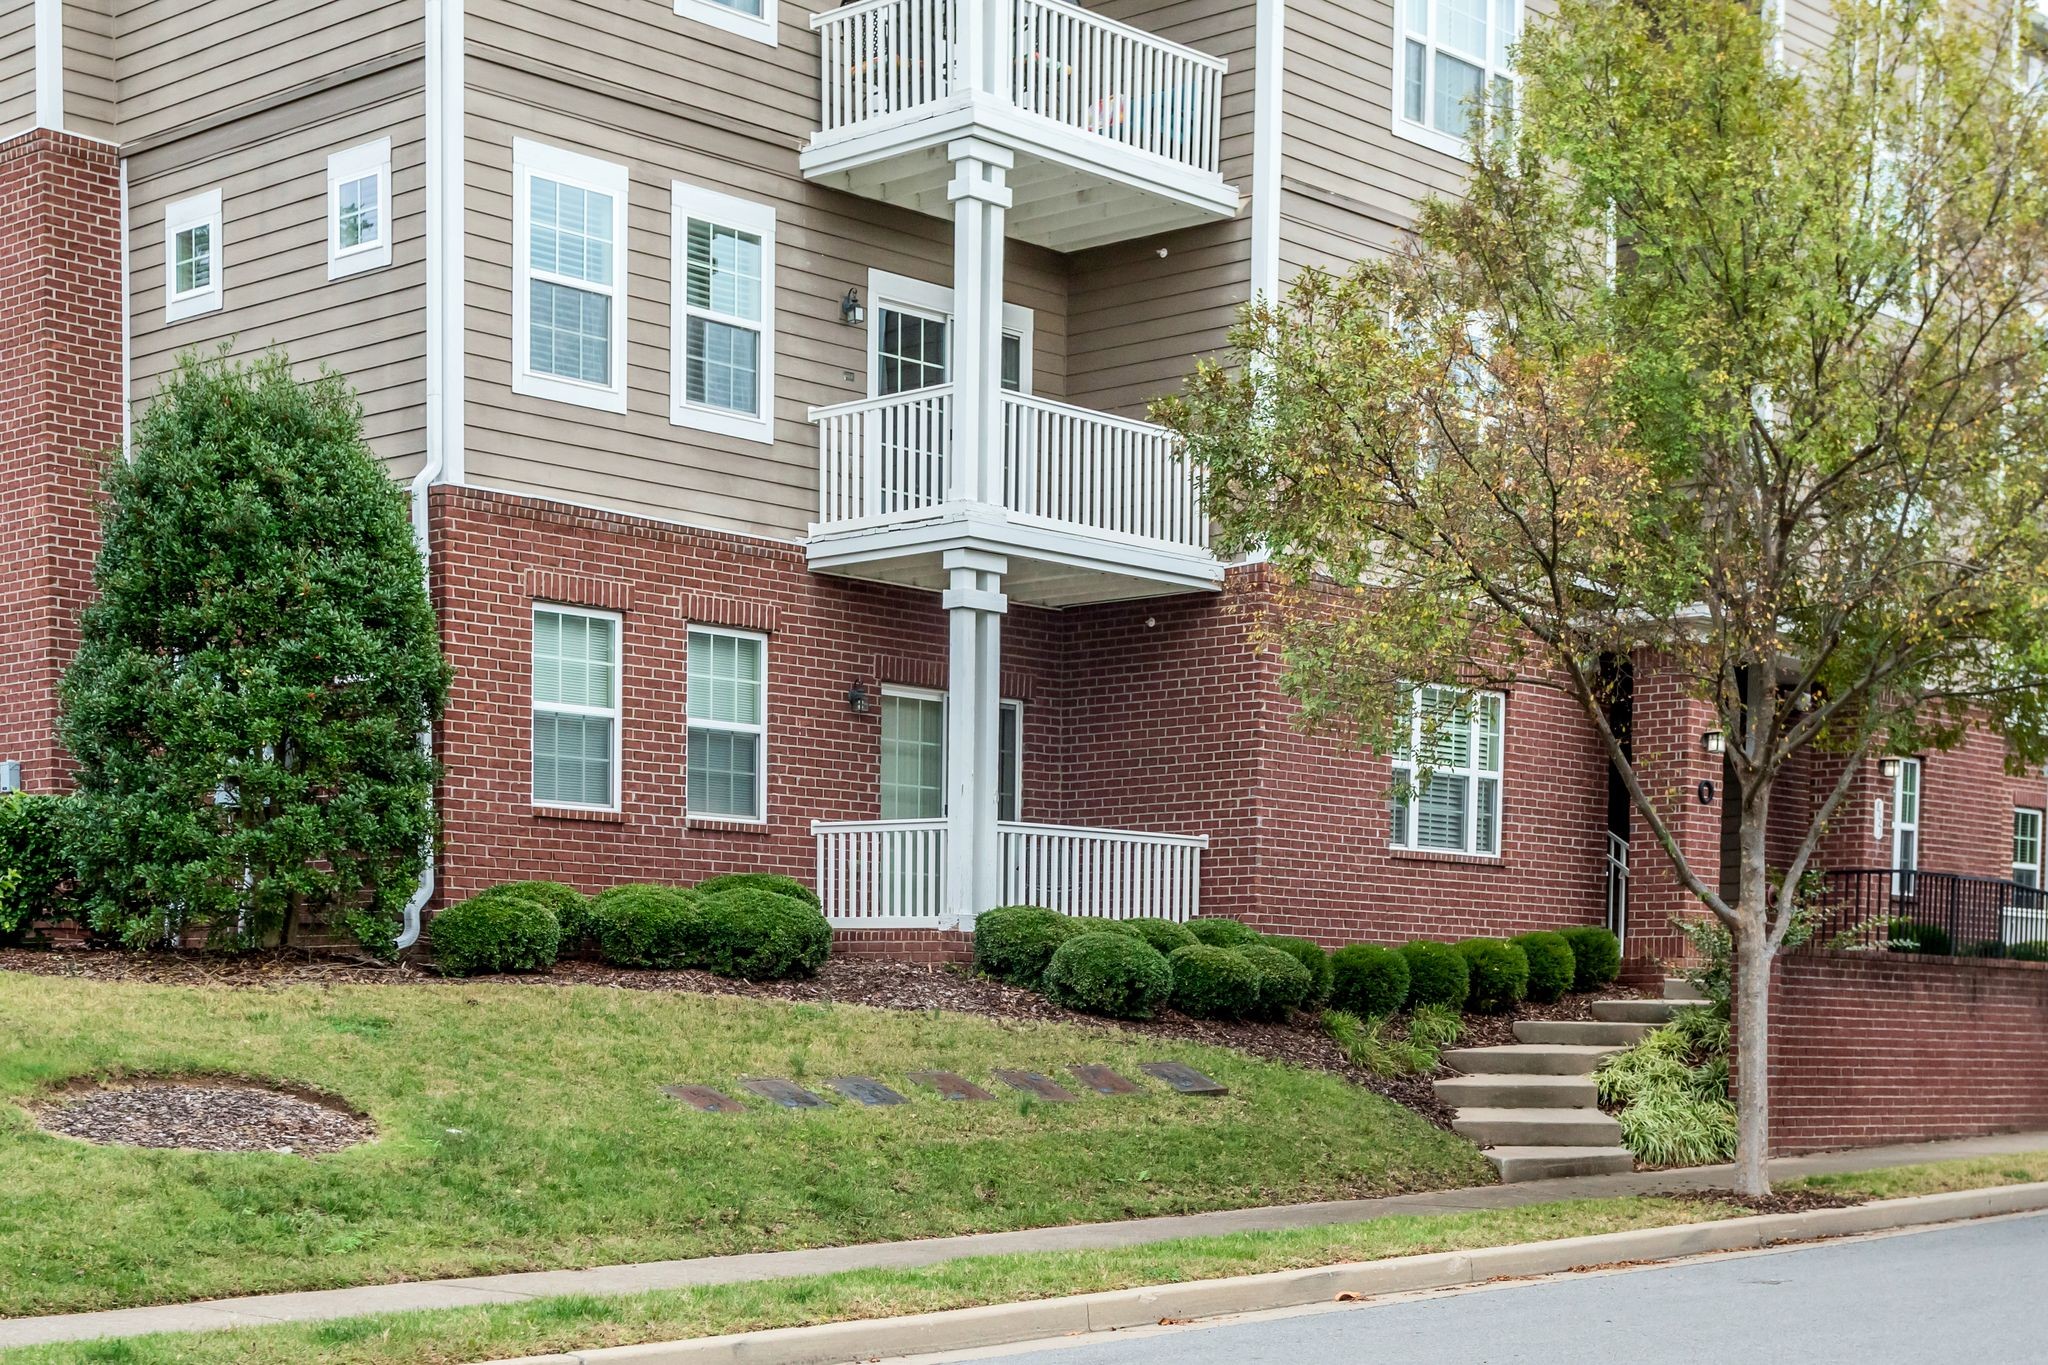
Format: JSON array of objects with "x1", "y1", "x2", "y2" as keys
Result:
[{"x1": 3, "y1": 0, "x2": 2045, "y2": 964}]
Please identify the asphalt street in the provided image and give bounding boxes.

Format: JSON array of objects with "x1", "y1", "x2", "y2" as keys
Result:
[{"x1": 917, "y1": 1211, "x2": 2048, "y2": 1364}]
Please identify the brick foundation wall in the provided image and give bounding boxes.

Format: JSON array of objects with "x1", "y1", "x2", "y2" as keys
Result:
[
  {"x1": 1765, "y1": 950, "x2": 2048, "y2": 1153},
  {"x1": 0, "y1": 130, "x2": 123, "y2": 792},
  {"x1": 832, "y1": 928, "x2": 974, "y2": 964}
]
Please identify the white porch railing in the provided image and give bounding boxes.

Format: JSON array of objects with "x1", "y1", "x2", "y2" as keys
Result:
[
  {"x1": 812, "y1": 0, "x2": 1227, "y2": 177},
  {"x1": 812, "y1": 817, "x2": 1209, "y2": 926},
  {"x1": 811, "y1": 386, "x2": 1208, "y2": 552}
]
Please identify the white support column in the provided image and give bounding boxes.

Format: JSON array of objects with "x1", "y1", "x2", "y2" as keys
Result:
[
  {"x1": 943, "y1": 548, "x2": 1008, "y2": 925},
  {"x1": 946, "y1": 138, "x2": 1012, "y2": 507}
]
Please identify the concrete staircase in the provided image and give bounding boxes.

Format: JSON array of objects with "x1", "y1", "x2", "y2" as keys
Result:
[{"x1": 1438, "y1": 978, "x2": 1703, "y2": 1182}]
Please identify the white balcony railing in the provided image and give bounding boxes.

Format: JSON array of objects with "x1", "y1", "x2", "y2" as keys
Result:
[
  {"x1": 813, "y1": 0, "x2": 1227, "y2": 177},
  {"x1": 812, "y1": 386, "x2": 1209, "y2": 552},
  {"x1": 813, "y1": 817, "x2": 1209, "y2": 926}
]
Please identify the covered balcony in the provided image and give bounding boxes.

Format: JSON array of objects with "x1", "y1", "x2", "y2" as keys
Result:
[{"x1": 803, "y1": 0, "x2": 1239, "y2": 250}]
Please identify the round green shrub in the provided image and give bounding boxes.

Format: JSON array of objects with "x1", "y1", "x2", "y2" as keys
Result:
[
  {"x1": 1559, "y1": 925, "x2": 1622, "y2": 991},
  {"x1": 1262, "y1": 935, "x2": 1334, "y2": 1004},
  {"x1": 1887, "y1": 917, "x2": 1953, "y2": 955},
  {"x1": 2006, "y1": 940, "x2": 2048, "y2": 962},
  {"x1": 1186, "y1": 917, "x2": 1261, "y2": 948},
  {"x1": 1123, "y1": 917, "x2": 1200, "y2": 955},
  {"x1": 1455, "y1": 937, "x2": 1530, "y2": 1013},
  {"x1": 429, "y1": 893, "x2": 561, "y2": 976},
  {"x1": 1167, "y1": 944, "x2": 1262, "y2": 1019},
  {"x1": 477, "y1": 881, "x2": 591, "y2": 947},
  {"x1": 0, "y1": 792, "x2": 79, "y2": 943},
  {"x1": 693, "y1": 872, "x2": 821, "y2": 912},
  {"x1": 1042, "y1": 932, "x2": 1174, "y2": 1019},
  {"x1": 589, "y1": 885, "x2": 709, "y2": 969},
  {"x1": 697, "y1": 888, "x2": 832, "y2": 980},
  {"x1": 1329, "y1": 943, "x2": 1411, "y2": 1018},
  {"x1": 1240, "y1": 942, "x2": 1316, "y2": 1019},
  {"x1": 974, "y1": 905, "x2": 1079, "y2": 985},
  {"x1": 1399, "y1": 940, "x2": 1470, "y2": 1010},
  {"x1": 1512, "y1": 931, "x2": 1576, "y2": 1004}
]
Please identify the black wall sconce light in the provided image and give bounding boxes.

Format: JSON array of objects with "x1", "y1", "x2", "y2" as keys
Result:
[
  {"x1": 840, "y1": 286, "x2": 865, "y2": 325},
  {"x1": 846, "y1": 681, "x2": 871, "y2": 715}
]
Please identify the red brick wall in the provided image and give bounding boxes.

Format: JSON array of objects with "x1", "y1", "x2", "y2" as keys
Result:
[
  {"x1": 1765, "y1": 950, "x2": 2048, "y2": 1153},
  {"x1": 0, "y1": 130, "x2": 122, "y2": 792}
]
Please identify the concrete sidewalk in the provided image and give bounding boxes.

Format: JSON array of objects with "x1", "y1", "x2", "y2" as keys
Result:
[{"x1": 3, "y1": 1130, "x2": 2043, "y2": 1349}]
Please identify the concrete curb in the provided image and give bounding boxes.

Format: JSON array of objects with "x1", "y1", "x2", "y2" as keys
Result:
[{"x1": 489, "y1": 1183, "x2": 2048, "y2": 1364}]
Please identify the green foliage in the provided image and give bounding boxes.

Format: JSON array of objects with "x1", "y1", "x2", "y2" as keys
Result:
[
  {"x1": 1122, "y1": 917, "x2": 1200, "y2": 956},
  {"x1": 1559, "y1": 926, "x2": 1622, "y2": 992},
  {"x1": 1328, "y1": 943, "x2": 1411, "y2": 1019},
  {"x1": 1617, "y1": 1089, "x2": 1740, "y2": 1168},
  {"x1": 478, "y1": 881, "x2": 591, "y2": 947},
  {"x1": 588, "y1": 885, "x2": 708, "y2": 969},
  {"x1": 973, "y1": 905, "x2": 1080, "y2": 986},
  {"x1": 1398, "y1": 940, "x2": 1470, "y2": 1010},
  {"x1": 1886, "y1": 917, "x2": 1953, "y2": 956},
  {"x1": 1167, "y1": 944, "x2": 1262, "y2": 1019},
  {"x1": 1407, "y1": 1002, "x2": 1465, "y2": 1053},
  {"x1": 1599, "y1": 1005, "x2": 1737, "y2": 1165},
  {"x1": 1511, "y1": 931, "x2": 1577, "y2": 1003},
  {"x1": 1041, "y1": 932, "x2": 1175, "y2": 1020},
  {"x1": 0, "y1": 794, "x2": 78, "y2": 942},
  {"x1": 696, "y1": 888, "x2": 832, "y2": 980},
  {"x1": 1262, "y1": 934, "x2": 1334, "y2": 1004},
  {"x1": 692, "y1": 873, "x2": 821, "y2": 912},
  {"x1": 1186, "y1": 917, "x2": 1261, "y2": 948},
  {"x1": 1454, "y1": 938, "x2": 1529, "y2": 1013},
  {"x1": 1323, "y1": 1003, "x2": 1464, "y2": 1078},
  {"x1": 58, "y1": 351, "x2": 449, "y2": 953},
  {"x1": 2006, "y1": 941, "x2": 2048, "y2": 963},
  {"x1": 428, "y1": 893, "x2": 561, "y2": 977},
  {"x1": 1239, "y1": 943, "x2": 1316, "y2": 1020}
]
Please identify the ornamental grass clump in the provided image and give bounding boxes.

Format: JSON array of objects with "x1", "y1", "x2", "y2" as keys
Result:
[
  {"x1": 1598, "y1": 1005, "x2": 1737, "y2": 1166},
  {"x1": 1042, "y1": 932, "x2": 1174, "y2": 1020}
]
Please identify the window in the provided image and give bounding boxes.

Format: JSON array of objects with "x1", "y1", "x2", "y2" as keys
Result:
[
  {"x1": 671, "y1": 183, "x2": 775, "y2": 442},
  {"x1": 1394, "y1": 0, "x2": 1518, "y2": 157},
  {"x1": 1891, "y1": 757, "x2": 1921, "y2": 893},
  {"x1": 532, "y1": 606, "x2": 620, "y2": 810},
  {"x1": 999, "y1": 700, "x2": 1023, "y2": 822},
  {"x1": 687, "y1": 626, "x2": 767, "y2": 821},
  {"x1": 164, "y1": 189, "x2": 223, "y2": 322},
  {"x1": 513, "y1": 140, "x2": 629, "y2": 413},
  {"x1": 327, "y1": 139, "x2": 392, "y2": 280},
  {"x1": 676, "y1": 0, "x2": 776, "y2": 47},
  {"x1": 1390, "y1": 684, "x2": 1504, "y2": 856},
  {"x1": 866, "y1": 269, "x2": 1033, "y2": 398},
  {"x1": 2015, "y1": 808, "x2": 2043, "y2": 889},
  {"x1": 877, "y1": 692, "x2": 1023, "y2": 821}
]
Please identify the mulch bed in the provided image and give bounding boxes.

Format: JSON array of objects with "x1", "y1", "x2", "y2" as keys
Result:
[
  {"x1": 1683, "y1": 1187, "x2": 1864, "y2": 1215},
  {"x1": 32, "y1": 1078, "x2": 375, "y2": 1156}
]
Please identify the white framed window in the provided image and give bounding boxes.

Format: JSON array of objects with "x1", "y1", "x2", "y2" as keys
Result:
[
  {"x1": 877, "y1": 690, "x2": 1023, "y2": 821},
  {"x1": 163, "y1": 188, "x2": 224, "y2": 323},
  {"x1": 676, "y1": 0, "x2": 777, "y2": 47},
  {"x1": 999, "y1": 699, "x2": 1023, "y2": 823},
  {"x1": 532, "y1": 605, "x2": 621, "y2": 811},
  {"x1": 866, "y1": 269, "x2": 1033, "y2": 398},
  {"x1": 2015, "y1": 808, "x2": 2043, "y2": 889},
  {"x1": 687, "y1": 626, "x2": 768, "y2": 822},
  {"x1": 1390, "y1": 684, "x2": 1505, "y2": 856},
  {"x1": 1394, "y1": 0, "x2": 1519, "y2": 158},
  {"x1": 512, "y1": 139, "x2": 629, "y2": 413},
  {"x1": 1891, "y1": 757, "x2": 1921, "y2": 893},
  {"x1": 326, "y1": 138, "x2": 392, "y2": 280},
  {"x1": 670, "y1": 182, "x2": 776, "y2": 443}
]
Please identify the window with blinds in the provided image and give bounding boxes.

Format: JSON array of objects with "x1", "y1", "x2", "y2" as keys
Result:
[
  {"x1": 533, "y1": 606, "x2": 620, "y2": 809},
  {"x1": 1390, "y1": 684, "x2": 1504, "y2": 856},
  {"x1": 673, "y1": 182, "x2": 776, "y2": 442},
  {"x1": 687, "y1": 626, "x2": 768, "y2": 821},
  {"x1": 514, "y1": 141, "x2": 628, "y2": 412}
]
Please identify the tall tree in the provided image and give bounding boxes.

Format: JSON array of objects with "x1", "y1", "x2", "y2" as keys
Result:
[
  {"x1": 1160, "y1": 0, "x2": 2048, "y2": 1193},
  {"x1": 61, "y1": 351, "x2": 449, "y2": 953}
]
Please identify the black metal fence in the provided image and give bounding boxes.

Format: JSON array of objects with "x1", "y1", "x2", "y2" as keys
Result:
[{"x1": 1803, "y1": 868, "x2": 2048, "y2": 958}]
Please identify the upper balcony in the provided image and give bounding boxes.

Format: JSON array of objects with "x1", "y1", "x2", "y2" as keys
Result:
[{"x1": 802, "y1": 0, "x2": 1240, "y2": 251}]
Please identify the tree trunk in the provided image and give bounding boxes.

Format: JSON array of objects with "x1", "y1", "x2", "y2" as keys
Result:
[{"x1": 1732, "y1": 923, "x2": 1773, "y2": 1196}]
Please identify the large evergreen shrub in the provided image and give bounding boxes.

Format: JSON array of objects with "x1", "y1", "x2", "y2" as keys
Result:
[{"x1": 58, "y1": 352, "x2": 448, "y2": 952}]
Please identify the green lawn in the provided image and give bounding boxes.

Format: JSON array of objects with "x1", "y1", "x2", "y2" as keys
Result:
[{"x1": 0, "y1": 970, "x2": 1492, "y2": 1317}]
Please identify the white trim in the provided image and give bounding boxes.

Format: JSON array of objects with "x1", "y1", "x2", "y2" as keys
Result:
[
  {"x1": 1249, "y1": 0, "x2": 1284, "y2": 302},
  {"x1": 34, "y1": 0, "x2": 61, "y2": 131},
  {"x1": 670, "y1": 181, "x2": 777, "y2": 444},
  {"x1": 874, "y1": 689, "x2": 1025, "y2": 822},
  {"x1": 119, "y1": 157, "x2": 130, "y2": 459},
  {"x1": 531, "y1": 603, "x2": 624, "y2": 813},
  {"x1": 686, "y1": 623, "x2": 770, "y2": 824},
  {"x1": 999, "y1": 697, "x2": 1024, "y2": 823},
  {"x1": 1390, "y1": 0, "x2": 1522, "y2": 161},
  {"x1": 1891, "y1": 756, "x2": 1922, "y2": 891},
  {"x1": 1389, "y1": 684, "x2": 1505, "y2": 857},
  {"x1": 425, "y1": 0, "x2": 466, "y2": 488},
  {"x1": 511, "y1": 138, "x2": 630, "y2": 414},
  {"x1": 881, "y1": 685, "x2": 949, "y2": 821},
  {"x1": 327, "y1": 137, "x2": 394, "y2": 280},
  {"x1": 864, "y1": 268, "x2": 1033, "y2": 398},
  {"x1": 677, "y1": 0, "x2": 776, "y2": 46},
  {"x1": 2015, "y1": 807, "x2": 2044, "y2": 888},
  {"x1": 162, "y1": 188, "x2": 223, "y2": 323}
]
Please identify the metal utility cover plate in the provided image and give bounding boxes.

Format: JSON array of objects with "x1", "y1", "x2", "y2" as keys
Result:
[
  {"x1": 739, "y1": 1077, "x2": 829, "y2": 1109},
  {"x1": 1068, "y1": 1064, "x2": 1143, "y2": 1096},
  {"x1": 1139, "y1": 1061, "x2": 1229, "y2": 1095},
  {"x1": 907, "y1": 1070, "x2": 995, "y2": 1101},
  {"x1": 827, "y1": 1076, "x2": 907, "y2": 1106},
  {"x1": 661, "y1": 1084, "x2": 745, "y2": 1113},
  {"x1": 992, "y1": 1069, "x2": 1077, "y2": 1101}
]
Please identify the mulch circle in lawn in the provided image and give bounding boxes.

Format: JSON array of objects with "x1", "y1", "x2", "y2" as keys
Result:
[
  {"x1": 31, "y1": 1077, "x2": 375, "y2": 1156},
  {"x1": 1681, "y1": 1187, "x2": 1864, "y2": 1215}
]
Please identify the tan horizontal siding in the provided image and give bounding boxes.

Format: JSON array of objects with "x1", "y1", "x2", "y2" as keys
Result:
[
  {"x1": 63, "y1": 0, "x2": 115, "y2": 140},
  {"x1": 1067, "y1": 213, "x2": 1249, "y2": 419},
  {"x1": 0, "y1": 0, "x2": 36, "y2": 137}
]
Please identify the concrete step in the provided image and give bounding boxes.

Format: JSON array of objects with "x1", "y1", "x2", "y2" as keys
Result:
[
  {"x1": 1442, "y1": 1044, "x2": 1619, "y2": 1076},
  {"x1": 1514, "y1": 1019, "x2": 1657, "y2": 1047},
  {"x1": 1434, "y1": 1073, "x2": 1598, "y2": 1109},
  {"x1": 1452, "y1": 1106, "x2": 1624, "y2": 1146},
  {"x1": 1591, "y1": 998, "x2": 1685, "y2": 1024},
  {"x1": 1484, "y1": 1145, "x2": 1638, "y2": 1182},
  {"x1": 1663, "y1": 977, "x2": 1707, "y2": 1002}
]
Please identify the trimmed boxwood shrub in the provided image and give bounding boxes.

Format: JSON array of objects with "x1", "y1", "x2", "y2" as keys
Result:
[
  {"x1": 478, "y1": 881, "x2": 592, "y2": 947},
  {"x1": 1042, "y1": 932, "x2": 1174, "y2": 1019},
  {"x1": 429, "y1": 892, "x2": 561, "y2": 976},
  {"x1": 0, "y1": 792, "x2": 77, "y2": 943},
  {"x1": 974, "y1": 905, "x2": 1079, "y2": 985},
  {"x1": 1240, "y1": 942, "x2": 1315, "y2": 1019},
  {"x1": 1124, "y1": 917, "x2": 1201, "y2": 955},
  {"x1": 1512, "y1": 931, "x2": 1576, "y2": 1004},
  {"x1": 1263, "y1": 935, "x2": 1334, "y2": 1004},
  {"x1": 1887, "y1": 918, "x2": 1953, "y2": 956},
  {"x1": 1186, "y1": 917, "x2": 1261, "y2": 948},
  {"x1": 589, "y1": 885, "x2": 708, "y2": 969},
  {"x1": 1560, "y1": 925, "x2": 1622, "y2": 991},
  {"x1": 1455, "y1": 938, "x2": 1530, "y2": 1013},
  {"x1": 694, "y1": 872, "x2": 821, "y2": 912},
  {"x1": 2007, "y1": 940, "x2": 2048, "y2": 962},
  {"x1": 1399, "y1": 940, "x2": 1470, "y2": 1010},
  {"x1": 698, "y1": 887, "x2": 832, "y2": 980},
  {"x1": 1329, "y1": 942, "x2": 1411, "y2": 1018},
  {"x1": 1167, "y1": 944, "x2": 1261, "y2": 1019}
]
